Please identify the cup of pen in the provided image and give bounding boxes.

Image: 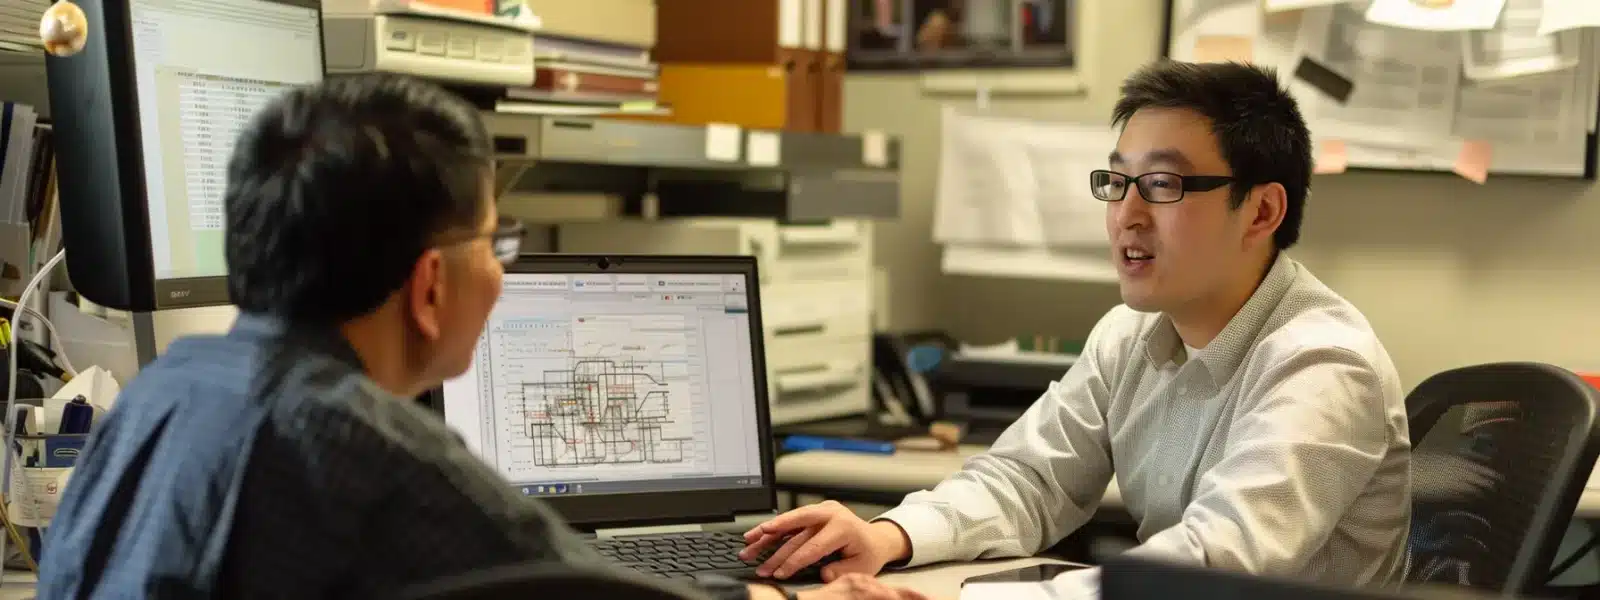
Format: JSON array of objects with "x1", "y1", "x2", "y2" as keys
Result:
[{"x1": 2, "y1": 396, "x2": 92, "y2": 571}]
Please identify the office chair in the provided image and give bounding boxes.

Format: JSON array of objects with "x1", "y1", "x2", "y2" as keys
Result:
[
  {"x1": 1402, "y1": 362, "x2": 1600, "y2": 595},
  {"x1": 398, "y1": 563, "x2": 714, "y2": 600}
]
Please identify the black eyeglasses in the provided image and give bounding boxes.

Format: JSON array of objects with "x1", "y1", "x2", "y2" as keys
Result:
[
  {"x1": 1089, "y1": 170, "x2": 1233, "y2": 204},
  {"x1": 438, "y1": 216, "x2": 526, "y2": 264}
]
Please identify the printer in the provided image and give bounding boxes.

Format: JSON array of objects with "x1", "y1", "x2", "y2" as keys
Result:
[{"x1": 320, "y1": 0, "x2": 536, "y2": 88}]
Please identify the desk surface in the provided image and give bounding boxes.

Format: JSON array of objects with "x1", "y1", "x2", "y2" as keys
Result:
[
  {"x1": 777, "y1": 445, "x2": 1600, "y2": 519},
  {"x1": 793, "y1": 558, "x2": 1069, "y2": 600}
]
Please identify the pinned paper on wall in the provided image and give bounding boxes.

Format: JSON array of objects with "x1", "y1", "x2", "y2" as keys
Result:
[
  {"x1": 1365, "y1": 0, "x2": 1506, "y2": 31},
  {"x1": 1453, "y1": 140, "x2": 1493, "y2": 183},
  {"x1": 1194, "y1": 35, "x2": 1255, "y2": 63},
  {"x1": 1313, "y1": 139, "x2": 1349, "y2": 174},
  {"x1": 1264, "y1": 0, "x2": 1350, "y2": 12}
]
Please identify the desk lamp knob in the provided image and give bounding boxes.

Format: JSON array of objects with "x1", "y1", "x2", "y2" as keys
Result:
[{"x1": 40, "y1": 0, "x2": 88, "y2": 58}]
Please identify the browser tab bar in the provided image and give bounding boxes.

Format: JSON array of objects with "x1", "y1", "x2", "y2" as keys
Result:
[
  {"x1": 615, "y1": 274, "x2": 649, "y2": 292},
  {"x1": 570, "y1": 275, "x2": 615, "y2": 292},
  {"x1": 651, "y1": 275, "x2": 725, "y2": 291},
  {"x1": 504, "y1": 275, "x2": 568, "y2": 291}
]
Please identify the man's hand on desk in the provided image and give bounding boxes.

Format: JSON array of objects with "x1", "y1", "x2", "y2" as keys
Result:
[
  {"x1": 741, "y1": 501, "x2": 912, "y2": 582},
  {"x1": 748, "y1": 574, "x2": 929, "y2": 600}
]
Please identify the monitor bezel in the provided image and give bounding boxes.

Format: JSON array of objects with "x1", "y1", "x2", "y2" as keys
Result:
[
  {"x1": 45, "y1": 0, "x2": 325, "y2": 312},
  {"x1": 431, "y1": 253, "x2": 779, "y2": 531}
]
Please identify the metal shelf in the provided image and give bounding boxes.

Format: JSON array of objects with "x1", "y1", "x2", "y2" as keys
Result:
[{"x1": 484, "y1": 112, "x2": 903, "y2": 220}]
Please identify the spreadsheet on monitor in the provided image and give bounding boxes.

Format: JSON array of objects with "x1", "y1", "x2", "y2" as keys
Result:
[{"x1": 131, "y1": 0, "x2": 322, "y2": 281}]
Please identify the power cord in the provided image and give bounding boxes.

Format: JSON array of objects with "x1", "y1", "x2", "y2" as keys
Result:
[
  {"x1": 1547, "y1": 531, "x2": 1600, "y2": 583},
  {"x1": 0, "y1": 297, "x2": 76, "y2": 378},
  {"x1": 1, "y1": 249, "x2": 67, "y2": 566},
  {"x1": 6, "y1": 249, "x2": 67, "y2": 416}
]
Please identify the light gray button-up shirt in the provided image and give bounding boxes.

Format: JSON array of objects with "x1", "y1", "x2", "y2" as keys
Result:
[{"x1": 877, "y1": 255, "x2": 1411, "y2": 597}]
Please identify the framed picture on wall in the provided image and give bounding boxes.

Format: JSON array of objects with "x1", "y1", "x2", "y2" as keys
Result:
[{"x1": 848, "y1": 0, "x2": 1075, "y2": 71}]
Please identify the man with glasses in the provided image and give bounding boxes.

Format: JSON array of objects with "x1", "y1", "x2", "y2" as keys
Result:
[
  {"x1": 739, "y1": 61, "x2": 1411, "y2": 597},
  {"x1": 38, "y1": 74, "x2": 924, "y2": 600}
]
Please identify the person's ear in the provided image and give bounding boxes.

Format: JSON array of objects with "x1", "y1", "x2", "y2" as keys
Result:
[
  {"x1": 1241, "y1": 182, "x2": 1287, "y2": 248},
  {"x1": 407, "y1": 248, "x2": 448, "y2": 342}
]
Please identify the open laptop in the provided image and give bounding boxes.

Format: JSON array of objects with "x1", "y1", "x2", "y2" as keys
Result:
[{"x1": 435, "y1": 254, "x2": 823, "y2": 584}]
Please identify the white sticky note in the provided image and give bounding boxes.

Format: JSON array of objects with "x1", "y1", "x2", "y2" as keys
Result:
[
  {"x1": 862, "y1": 130, "x2": 889, "y2": 167},
  {"x1": 705, "y1": 123, "x2": 743, "y2": 162},
  {"x1": 747, "y1": 131, "x2": 782, "y2": 166}
]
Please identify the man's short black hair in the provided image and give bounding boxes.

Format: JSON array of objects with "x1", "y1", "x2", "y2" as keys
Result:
[
  {"x1": 224, "y1": 74, "x2": 492, "y2": 324},
  {"x1": 1110, "y1": 60, "x2": 1312, "y2": 250}
]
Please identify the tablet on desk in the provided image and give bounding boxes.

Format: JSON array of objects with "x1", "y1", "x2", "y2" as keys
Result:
[{"x1": 961, "y1": 563, "x2": 1085, "y2": 586}]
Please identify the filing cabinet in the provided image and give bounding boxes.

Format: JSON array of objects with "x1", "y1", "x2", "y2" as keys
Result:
[{"x1": 557, "y1": 218, "x2": 874, "y2": 425}]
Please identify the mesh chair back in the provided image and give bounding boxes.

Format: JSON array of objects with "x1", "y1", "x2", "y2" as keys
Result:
[{"x1": 1402, "y1": 362, "x2": 1600, "y2": 594}]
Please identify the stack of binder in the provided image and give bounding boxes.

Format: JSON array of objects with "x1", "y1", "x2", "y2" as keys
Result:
[
  {"x1": 495, "y1": 0, "x2": 664, "y2": 114},
  {"x1": 0, "y1": 102, "x2": 58, "y2": 297}
]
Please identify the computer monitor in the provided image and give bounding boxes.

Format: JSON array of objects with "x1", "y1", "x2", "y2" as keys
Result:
[
  {"x1": 439, "y1": 255, "x2": 777, "y2": 531},
  {"x1": 45, "y1": 0, "x2": 325, "y2": 311}
]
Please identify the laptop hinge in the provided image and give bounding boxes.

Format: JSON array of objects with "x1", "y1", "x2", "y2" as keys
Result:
[{"x1": 594, "y1": 523, "x2": 707, "y2": 539}]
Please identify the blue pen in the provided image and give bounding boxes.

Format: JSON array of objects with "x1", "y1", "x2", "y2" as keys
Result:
[{"x1": 783, "y1": 435, "x2": 895, "y2": 455}]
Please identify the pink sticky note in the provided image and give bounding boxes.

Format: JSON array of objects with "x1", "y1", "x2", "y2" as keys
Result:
[
  {"x1": 1313, "y1": 140, "x2": 1348, "y2": 175},
  {"x1": 1194, "y1": 35, "x2": 1254, "y2": 63},
  {"x1": 1453, "y1": 140, "x2": 1491, "y2": 184}
]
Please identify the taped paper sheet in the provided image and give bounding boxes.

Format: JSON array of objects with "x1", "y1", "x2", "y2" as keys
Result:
[
  {"x1": 1194, "y1": 35, "x2": 1254, "y2": 62},
  {"x1": 1454, "y1": 69, "x2": 1581, "y2": 146},
  {"x1": 1462, "y1": 0, "x2": 1581, "y2": 81},
  {"x1": 1263, "y1": 0, "x2": 1352, "y2": 12},
  {"x1": 1536, "y1": 0, "x2": 1600, "y2": 35},
  {"x1": 1294, "y1": 4, "x2": 1462, "y2": 149},
  {"x1": 932, "y1": 107, "x2": 1117, "y2": 250},
  {"x1": 1364, "y1": 0, "x2": 1506, "y2": 31}
]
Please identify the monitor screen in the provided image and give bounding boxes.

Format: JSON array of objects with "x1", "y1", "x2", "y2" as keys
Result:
[
  {"x1": 442, "y1": 268, "x2": 769, "y2": 508},
  {"x1": 131, "y1": 0, "x2": 323, "y2": 283}
]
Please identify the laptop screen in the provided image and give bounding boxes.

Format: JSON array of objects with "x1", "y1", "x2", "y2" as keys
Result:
[{"x1": 441, "y1": 262, "x2": 769, "y2": 508}]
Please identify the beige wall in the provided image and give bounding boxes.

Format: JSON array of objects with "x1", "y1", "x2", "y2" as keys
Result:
[{"x1": 845, "y1": 0, "x2": 1600, "y2": 389}]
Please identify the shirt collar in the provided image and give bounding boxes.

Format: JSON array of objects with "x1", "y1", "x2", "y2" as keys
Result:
[
  {"x1": 1141, "y1": 253, "x2": 1299, "y2": 384},
  {"x1": 228, "y1": 312, "x2": 365, "y2": 371}
]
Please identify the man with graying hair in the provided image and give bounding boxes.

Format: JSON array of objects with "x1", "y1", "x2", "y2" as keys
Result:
[{"x1": 36, "y1": 74, "x2": 926, "y2": 600}]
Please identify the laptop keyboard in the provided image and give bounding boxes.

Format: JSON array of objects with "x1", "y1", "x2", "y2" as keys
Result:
[{"x1": 590, "y1": 530, "x2": 829, "y2": 584}]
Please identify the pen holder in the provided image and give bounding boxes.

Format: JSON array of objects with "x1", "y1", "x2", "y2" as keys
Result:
[
  {"x1": 4, "y1": 433, "x2": 86, "y2": 568},
  {"x1": 1, "y1": 395, "x2": 90, "y2": 572}
]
